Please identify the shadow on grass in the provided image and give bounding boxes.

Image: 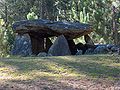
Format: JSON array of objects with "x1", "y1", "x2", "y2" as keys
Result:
[
  {"x1": 0, "y1": 55, "x2": 120, "y2": 79},
  {"x1": 0, "y1": 60, "x2": 48, "y2": 72},
  {"x1": 1, "y1": 76, "x2": 84, "y2": 90},
  {"x1": 0, "y1": 56, "x2": 120, "y2": 89},
  {"x1": 44, "y1": 56, "x2": 120, "y2": 79}
]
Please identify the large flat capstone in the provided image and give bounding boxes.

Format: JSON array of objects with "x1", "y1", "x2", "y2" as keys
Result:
[{"x1": 13, "y1": 19, "x2": 93, "y2": 40}]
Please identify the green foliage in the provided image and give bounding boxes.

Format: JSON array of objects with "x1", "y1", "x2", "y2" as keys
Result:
[
  {"x1": 0, "y1": 0, "x2": 120, "y2": 56},
  {"x1": 0, "y1": 19, "x2": 14, "y2": 57},
  {"x1": 51, "y1": 0, "x2": 119, "y2": 43},
  {"x1": 27, "y1": 12, "x2": 38, "y2": 20}
]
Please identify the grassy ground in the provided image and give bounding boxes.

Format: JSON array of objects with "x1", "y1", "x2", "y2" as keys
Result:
[{"x1": 0, "y1": 55, "x2": 120, "y2": 90}]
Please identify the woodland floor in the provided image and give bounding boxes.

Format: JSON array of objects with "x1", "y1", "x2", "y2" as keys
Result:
[{"x1": 0, "y1": 55, "x2": 120, "y2": 90}]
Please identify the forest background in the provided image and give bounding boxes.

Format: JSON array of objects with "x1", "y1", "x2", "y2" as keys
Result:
[{"x1": 0, "y1": 0, "x2": 120, "y2": 57}]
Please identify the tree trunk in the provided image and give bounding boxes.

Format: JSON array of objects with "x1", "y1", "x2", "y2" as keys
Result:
[
  {"x1": 5, "y1": 3, "x2": 8, "y2": 29},
  {"x1": 112, "y1": 6, "x2": 118, "y2": 45}
]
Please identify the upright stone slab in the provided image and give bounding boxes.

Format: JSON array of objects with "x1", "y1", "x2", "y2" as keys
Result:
[
  {"x1": 67, "y1": 40, "x2": 77, "y2": 55},
  {"x1": 84, "y1": 35, "x2": 94, "y2": 45},
  {"x1": 11, "y1": 34, "x2": 32, "y2": 56},
  {"x1": 48, "y1": 35, "x2": 71, "y2": 56},
  {"x1": 118, "y1": 48, "x2": 120, "y2": 55},
  {"x1": 76, "y1": 43, "x2": 87, "y2": 54},
  {"x1": 46, "y1": 38, "x2": 53, "y2": 52},
  {"x1": 29, "y1": 33, "x2": 44, "y2": 55}
]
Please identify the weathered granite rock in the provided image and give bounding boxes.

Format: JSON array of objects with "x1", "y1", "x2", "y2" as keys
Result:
[
  {"x1": 84, "y1": 35, "x2": 94, "y2": 45},
  {"x1": 106, "y1": 44, "x2": 114, "y2": 50},
  {"x1": 67, "y1": 40, "x2": 77, "y2": 55},
  {"x1": 75, "y1": 43, "x2": 95, "y2": 54},
  {"x1": 85, "y1": 48, "x2": 95, "y2": 55},
  {"x1": 12, "y1": 19, "x2": 93, "y2": 56},
  {"x1": 110, "y1": 46, "x2": 118, "y2": 52},
  {"x1": 76, "y1": 43, "x2": 85, "y2": 54},
  {"x1": 12, "y1": 19, "x2": 93, "y2": 40},
  {"x1": 48, "y1": 35, "x2": 71, "y2": 56},
  {"x1": 46, "y1": 38, "x2": 53, "y2": 52},
  {"x1": 37, "y1": 52, "x2": 48, "y2": 57},
  {"x1": 30, "y1": 35, "x2": 44, "y2": 55},
  {"x1": 11, "y1": 34, "x2": 32, "y2": 56},
  {"x1": 118, "y1": 48, "x2": 120, "y2": 55},
  {"x1": 76, "y1": 50, "x2": 82, "y2": 55},
  {"x1": 94, "y1": 45, "x2": 108, "y2": 54}
]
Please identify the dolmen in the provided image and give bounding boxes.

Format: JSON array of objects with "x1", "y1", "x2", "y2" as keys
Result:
[{"x1": 11, "y1": 19, "x2": 94, "y2": 56}]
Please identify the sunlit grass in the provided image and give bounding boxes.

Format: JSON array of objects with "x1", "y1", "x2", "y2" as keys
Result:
[{"x1": 0, "y1": 55, "x2": 120, "y2": 83}]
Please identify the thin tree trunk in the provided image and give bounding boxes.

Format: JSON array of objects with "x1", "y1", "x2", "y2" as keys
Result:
[
  {"x1": 112, "y1": 6, "x2": 118, "y2": 45},
  {"x1": 5, "y1": 3, "x2": 8, "y2": 29}
]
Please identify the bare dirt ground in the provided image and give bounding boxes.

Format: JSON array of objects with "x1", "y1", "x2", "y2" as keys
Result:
[{"x1": 0, "y1": 78, "x2": 120, "y2": 90}]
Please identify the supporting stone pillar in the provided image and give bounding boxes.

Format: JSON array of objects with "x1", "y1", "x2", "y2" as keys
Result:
[
  {"x1": 46, "y1": 38, "x2": 53, "y2": 52},
  {"x1": 48, "y1": 35, "x2": 71, "y2": 56},
  {"x1": 67, "y1": 40, "x2": 77, "y2": 55},
  {"x1": 11, "y1": 34, "x2": 32, "y2": 56},
  {"x1": 30, "y1": 34, "x2": 44, "y2": 55},
  {"x1": 84, "y1": 35, "x2": 94, "y2": 45}
]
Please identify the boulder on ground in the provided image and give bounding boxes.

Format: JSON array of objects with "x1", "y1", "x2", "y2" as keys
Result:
[
  {"x1": 48, "y1": 35, "x2": 71, "y2": 56},
  {"x1": 85, "y1": 48, "x2": 95, "y2": 55},
  {"x1": 118, "y1": 48, "x2": 120, "y2": 55},
  {"x1": 76, "y1": 50, "x2": 82, "y2": 55},
  {"x1": 106, "y1": 44, "x2": 114, "y2": 50},
  {"x1": 11, "y1": 34, "x2": 32, "y2": 56},
  {"x1": 76, "y1": 43, "x2": 96, "y2": 54},
  {"x1": 110, "y1": 46, "x2": 118, "y2": 52},
  {"x1": 37, "y1": 52, "x2": 48, "y2": 57},
  {"x1": 75, "y1": 43, "x2": 86, "y2": 54},
  {"x1": 94, "y1": 45, "x2": 108, "y2": 54}
]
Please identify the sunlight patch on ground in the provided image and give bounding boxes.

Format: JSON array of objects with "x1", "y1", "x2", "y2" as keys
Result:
[
  {"x1": 0, "y1": 60, "x2": 85, "y2": 82},
  {"x1": 0, "y1": 55, "x2": 120, "y2": 83},
  {"x1": 0, "y1": 66, "x2": 17, "y2": 80},
  {"x1": 108, "y1": 63, "x2": 120, "y2": 67},
  {"x1": 0, "y1": 55, "x2": 120, "y2": 90}
]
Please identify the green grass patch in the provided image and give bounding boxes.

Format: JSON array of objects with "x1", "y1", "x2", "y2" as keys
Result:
[{"x1": 0, "y1": 55, "x2": 120, "y2": 82}]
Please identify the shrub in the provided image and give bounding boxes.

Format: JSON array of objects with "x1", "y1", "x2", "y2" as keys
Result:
[{"x1": 0, "y1": 19, "x2": 14, "y2": 57}]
